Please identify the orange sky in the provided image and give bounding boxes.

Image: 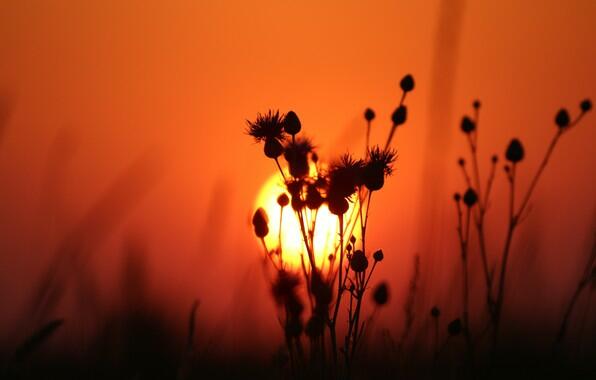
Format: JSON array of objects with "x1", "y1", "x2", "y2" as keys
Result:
[{"x1": 0, "y1": 0, "x2": 594, "y2": 353}]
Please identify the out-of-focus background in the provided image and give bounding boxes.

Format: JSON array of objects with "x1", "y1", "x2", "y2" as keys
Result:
[{"x1": 0, "y1": 0, "x2": 594, "y2": 358}]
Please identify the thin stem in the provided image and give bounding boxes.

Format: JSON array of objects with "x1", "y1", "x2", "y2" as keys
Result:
[
  {"x1": 274, "y1": 157, "x2": 287, "y2": 182},
  {"x1": 516, "y1": 130, "x2": 562, "y2": 220}
]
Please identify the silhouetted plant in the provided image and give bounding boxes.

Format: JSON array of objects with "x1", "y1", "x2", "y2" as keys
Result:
[
  {"x1": 453, "y1": 97, "x2": 593, "y2": 363},
  {"x1": 246, "y1": 74, "x2": 415, "y2": 376}
]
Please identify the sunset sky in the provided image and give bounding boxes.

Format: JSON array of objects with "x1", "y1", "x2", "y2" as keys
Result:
[{"x1": 0, "y1": 0, "x2": 594, "y2": 354}]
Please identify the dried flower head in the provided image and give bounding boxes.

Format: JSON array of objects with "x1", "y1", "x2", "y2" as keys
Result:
[
  {"x1": 350, "y1": 250, "x2": 369, "y2": 273},
  {"x1": 264, "y1": 138, "x2": 284, "y2": 159},
  {"x1": 328, "y1": 154, "x2": 364, "y2": 200},
  {"x1": 580, "y1": 99, "x2": 592, "y2": 113},
  {"x1": 505, "y1": 138, "x2": 525, "y2": 163},
  {"x1": 328, "y1": 196, "x2": 349, "y2": 216},
  {"x1": 246, "y1": 110, "x2": 286, "y2": 142},
  {"x1": 252, "y1": 208, "x2": 269, "y2": 238},
  {"x1": 364, "y1": 108, "x2": 376, "y2": 122},
  {"x1": 363, "y1": 146, "x2": 397, "y2": 191},
  {"x1": 555, "y1": 109, "x2": 570, "y2": 129},
  {"x1": 463, "y1": 188, "x2": 478, "y2": 207},
  {"x1": 283, "y1": 110, "x2": 301, "y2": 135},
  {"x1": 460, "y1": 116, "x2": 476, "y2": 134},
  {"x1": 305, "y1": 184, "x2": 324, "y2": 210},
  {"x1": 284, "y1": 137, "x2": 314, "y2": 178},
  {"x1": 372, "y1": 282, "x2": 389, "y2": 306},
  {"x1": 391, "y1": 105, "x2": 407, "y2": 126},
  {"x1": 400, "y1": 74, "x2": 415, "y2": 92},
  {"x1": 373, "y1": 249, "x2": 384, "y2": 262}
]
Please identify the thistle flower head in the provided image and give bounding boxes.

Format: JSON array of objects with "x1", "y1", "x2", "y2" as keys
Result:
[
  {"x1": 328, "y1": 153, "x2": 364, "y2": 200},
  {"x1": 246, "y1": 110, "x2": 286, "y2": 142},
  {"x1": 372, "y1": 282, "x2": 389, "y2": 306},
  {"x1": 364, "y1": 108, "x2": 376, "y2": 122},
  {"x1": 505, "y1": 138, "x2": 524, "y2": 163},
  {"x1": 284, "y1": 137, "x2": 314, "y2": 178},
  {"x1": 363, "y1": 146, "x2": 397, "y2": 191},
  {"x1": 400, "y1": 74, "x2": 415, "y2": 92},
  {"x1": 283, "y1": 110, "x2": 301, "y2": 135}
]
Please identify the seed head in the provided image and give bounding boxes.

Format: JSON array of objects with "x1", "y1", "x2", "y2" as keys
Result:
[
  {"x1": 373, "y1": 249, "x2": 384, "y2": 262},
  {"x1": 580, "y1": 99, "x2": 592, "y2": 113},
  {"x1": 372, "y1": 282, "x2": 389, "y2": 306},
  {"x1": 463, "y1": 188, "x2": 478, "y2": 207},
  {"x1": 555, "y1": 109, "x2": 570, "y2": 129},
  {"x1": 252, "y1": 208, "x2": 269, "y2": 238},
  {"x1": 431, "y1": 306, "x2": 441, "y2": 318},
  {"x1": 505, "y1": 138, "x2": 524, "y2": 163},
  {"x1": 283, "y1": 110, "x2": 301, "y2": 135},
  {"x1": 305, "y1": 184, "x2": 324, "y2": 209},
  {"x1": 350, "y1": 250, "x2": 369, "y2": 273},
  {"x1": 364, "y1": 108, "x2": 375, "y2": 122},
  {"x1": 460, "y1": 116, "x2": 476, "y2": 134},
  {"x1": 400, "y1": 74, "x2": 415, "y2": 92},
  {"x1": 277, "y1": 193, "x2": 289, "y2": 207}
]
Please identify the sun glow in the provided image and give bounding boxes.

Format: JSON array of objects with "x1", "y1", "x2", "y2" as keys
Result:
[{"x1": 254, "y1": 170, "x2": 361, "y2": 269}]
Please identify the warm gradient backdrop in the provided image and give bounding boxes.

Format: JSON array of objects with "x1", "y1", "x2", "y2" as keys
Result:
[{"x1": 0, "y1": 0, "x2": 594, "y2": 356}]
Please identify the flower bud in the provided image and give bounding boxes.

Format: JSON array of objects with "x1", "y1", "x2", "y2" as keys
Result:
[
  {"x1": 472, "y1": 100, "x2": 481, "y2": 109},
  {"x1": 277, "y1": 193, "x2": 289, "y2": 207},
  {"x1": 505, "y1": 138, "x2": 524, "y2": 163},
  {"x1": 252, "y1": 208, "x2": 269, "y2": 238},
  {"x1": 350, "y1": 250, "x2": 368, "y2": 273},
  {"x1": 364, "y1": 108, "x2": 375, "y2": 122},
  {"x1": 373, "y1": 249, "x2": 384, "y2": 262},
  {"x1": 391, "y1": 105, "x2": 407, "y2": 126},
  {"x1": 328, "y1": 196, "x2": 349, "y2": 216},
  {"x1": 400, "y1": 74, "x2": 415, "y2": 92},
  {"x1": 264, "y1": 138, "x2": 284, "y2": 158},
  {"x1": 555, "y1": 109, "x2": 570, "y2": 129},
  {"x1": 372, "y1": 282, "x2": 389, "y2": 306},
  {"x1": 463, "y1": 188, "x2": 478, "y2": 207},
  {"x1": 580, "y1": 99, "x2": 592, "y2": 113},
  {"x1": 283, "y1": 111, "x2": 301, "y2": 135},
  {"x1": 460, "y1": 116, "x2": 475, "y2": 134}
]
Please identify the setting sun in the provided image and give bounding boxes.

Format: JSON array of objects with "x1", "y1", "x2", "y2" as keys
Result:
[{"x1": 254, "y1": 169, "x2": 361, "y2": 269}]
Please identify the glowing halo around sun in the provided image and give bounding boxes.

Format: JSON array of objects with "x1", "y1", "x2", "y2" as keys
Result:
[{"x1": 254, "y1": 170, "x2": 361, "y2": 269}]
